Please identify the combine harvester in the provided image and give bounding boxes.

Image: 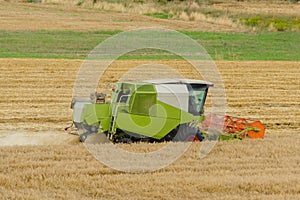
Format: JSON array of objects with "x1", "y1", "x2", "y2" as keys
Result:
[{"x1": 66, "y1": 79, "x2": 265, "y2": 143}]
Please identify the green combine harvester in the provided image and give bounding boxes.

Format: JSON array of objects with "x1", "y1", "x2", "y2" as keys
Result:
[
  {"x1": 68, "y1": 79, "x2": 213, "y2": 143},
  {"x1": 66, "y1": 78, "x2": 265, "y2": 143}
]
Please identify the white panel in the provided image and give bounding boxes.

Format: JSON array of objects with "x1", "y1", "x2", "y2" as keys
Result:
[
  {"x1": 73, "y1": 102, "x2": 91, "y2": 123},
  {"x1": 155, "y1": 84, "x2": 189, "y2": 112},
  {"x1": 144, "y1": 78, "x2": 213, "y2": 86}
]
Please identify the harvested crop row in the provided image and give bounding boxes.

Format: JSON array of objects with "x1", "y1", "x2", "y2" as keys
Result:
[{"x1": 0, "y1": 131, "x2": 299, "y2": 199}]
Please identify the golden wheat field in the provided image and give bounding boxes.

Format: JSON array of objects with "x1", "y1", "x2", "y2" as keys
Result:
[
  {"x1": 0, "y1": 0, "x2": 300, "y2": 199},
  {"x1": 0, "y1": 59, "x2": 299, "y2": 199}
]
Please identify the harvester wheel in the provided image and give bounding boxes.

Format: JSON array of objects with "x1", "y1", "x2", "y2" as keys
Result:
[
  {"x1": 186, "y1": 131, "x2": 203, "y2": 142},
  {"x1": 196, "y1": 131, "x2": 204, "y2": 141},
  {"x1": 173, "y1": 124, "x2": 202, "y2": 142}
]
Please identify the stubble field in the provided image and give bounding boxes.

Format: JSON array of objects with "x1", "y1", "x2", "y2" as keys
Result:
[{"x1": 0, "y1": 59, "x2": 299, "y2": 199}]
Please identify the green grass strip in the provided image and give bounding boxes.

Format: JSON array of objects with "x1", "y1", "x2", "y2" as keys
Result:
[
  {"x1": 182, "y1": 31, "x2": 300, "y2": 60},
  {"x1": 0, "y1": 30, "x2": 299, "y2": 60}
]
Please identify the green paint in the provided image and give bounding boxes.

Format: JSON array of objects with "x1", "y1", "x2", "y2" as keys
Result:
[{"x1": 81, "y1": 104, "x2": 111, "y2": 131}]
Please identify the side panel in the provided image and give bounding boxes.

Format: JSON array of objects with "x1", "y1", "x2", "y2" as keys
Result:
[
  {"x1": 81, "y1": 103, "x2": 111, "y2": 131},
  {"x1": 157, "y1": 101, "x2": 195, "y2": 124},
  {"x1": 115, "y1": 100, "x2": 196, "y2": 139},
  {"x1": 115, "y1": 113, "x2": 179, "y2": 140}
]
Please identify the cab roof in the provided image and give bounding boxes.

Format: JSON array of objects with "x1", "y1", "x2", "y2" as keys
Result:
[{"x1": 143, "y1": 79, "x2": 214, "y2": 86}]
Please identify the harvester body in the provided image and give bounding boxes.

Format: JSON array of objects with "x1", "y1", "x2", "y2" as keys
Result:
[
  {"x1": 71, "y1": 79, "x2": 212, "y2": 142},
  {"x1": 69, "y1": 79, "x2": 265, "y2": 142}
]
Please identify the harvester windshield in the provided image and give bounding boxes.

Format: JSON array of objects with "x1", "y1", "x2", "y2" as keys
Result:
[{"x1": 188, "y1": 84, "x2": 208, "y2": 115}]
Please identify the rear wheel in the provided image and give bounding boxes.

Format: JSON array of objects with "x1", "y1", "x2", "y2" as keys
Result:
[{"x1": 173, "y1": 124, "x2": 203, "y2": 142}]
